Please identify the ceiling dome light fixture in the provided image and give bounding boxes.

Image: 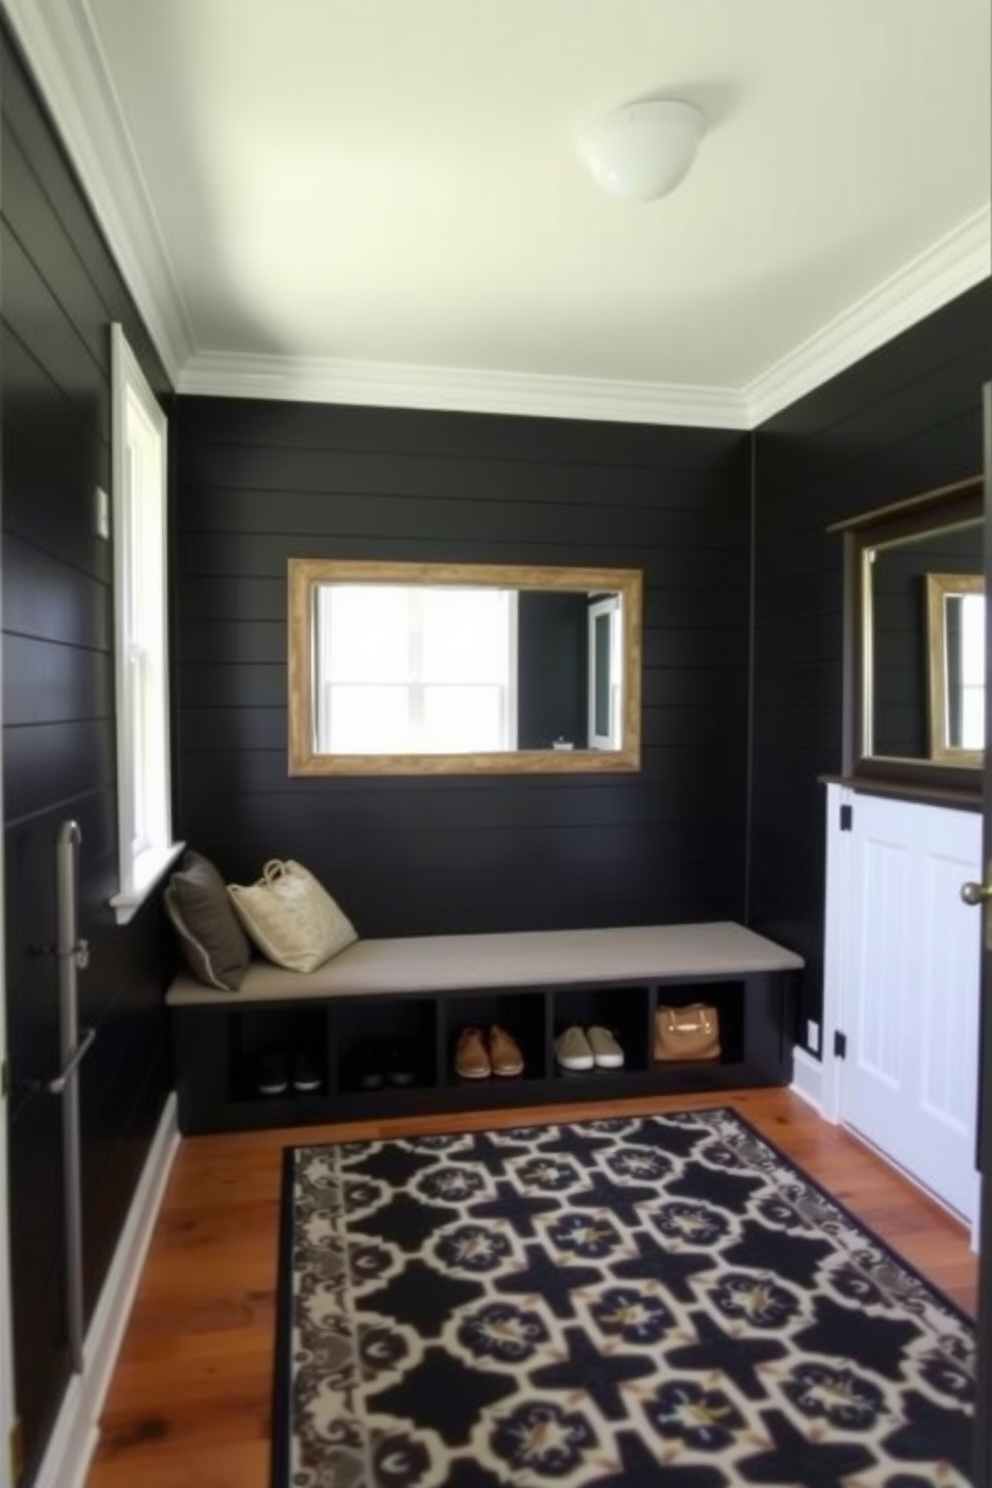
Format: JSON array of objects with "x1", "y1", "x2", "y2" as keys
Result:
[{"x1": 578, "y1": 98, "x2": 707, "y2": 202}]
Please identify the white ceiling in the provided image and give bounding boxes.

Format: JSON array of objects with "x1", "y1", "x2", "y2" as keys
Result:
[{"x1": 6, "y1": 0, "x2": 991, "y2": 426}]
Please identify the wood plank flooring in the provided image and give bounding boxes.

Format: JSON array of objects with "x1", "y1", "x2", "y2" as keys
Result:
[{"x1": 83, "y1": 1089, "x2": 978, "y2": 1488}]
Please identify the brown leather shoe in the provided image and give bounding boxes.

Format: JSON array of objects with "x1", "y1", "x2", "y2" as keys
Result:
[
  {"x1": 454, "y1": 1027, "x2": 491, "y2": 1079},
  {"x1": 489, "y1": 1024, "x2": 524, "y2": 1077}
]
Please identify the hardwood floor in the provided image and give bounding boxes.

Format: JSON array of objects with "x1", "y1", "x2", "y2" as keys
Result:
[{"x1": 83, "y1": 1088, "x2": 978, "y2": 1488}]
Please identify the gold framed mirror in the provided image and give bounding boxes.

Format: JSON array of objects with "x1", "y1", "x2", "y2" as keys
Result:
[
  {"x1": 833, "y1": 475, "x2": 984, "y2": 796},
  {"x1": 288, "y1": 559, "x2": 643, "y2": 775},
  {"x1": 926, "y1": 571, "x2": 985, "y2": 767}
]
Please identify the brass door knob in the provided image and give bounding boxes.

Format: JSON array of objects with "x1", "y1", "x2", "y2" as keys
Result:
[{"x1": 960, "y1": 880, "x2": 992, "y2": 906}]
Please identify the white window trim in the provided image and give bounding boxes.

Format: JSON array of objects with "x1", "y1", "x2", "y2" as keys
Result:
[
  {"x1": 588, "y1": 594, "x2": 622, "y2": 750},
  {"x1": 107, "y1": 324, "x2": 183, "y2": 924}
]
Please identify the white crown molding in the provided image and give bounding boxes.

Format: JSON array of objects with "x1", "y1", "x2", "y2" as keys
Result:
[
  {"x1": 179, "y1": 351, "x2": 752, "y2": 429},
  {"x1": 1, "y1": 0, "x2": 194, "y2": 381},
  {"x1": 1, "y1": 0, "x2": 987, "y2": 429},
  {"x1": 744, "y1": 208, "x2": 991, "y2": 427}
]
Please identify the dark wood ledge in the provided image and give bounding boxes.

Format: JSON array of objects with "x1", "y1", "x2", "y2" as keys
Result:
[{"x1": 820, "y1": 772, "x2": 982, "y2": 812}]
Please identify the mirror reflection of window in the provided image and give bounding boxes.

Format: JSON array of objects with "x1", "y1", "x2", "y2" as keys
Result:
[
  {"x1": 588, "y1": 595, "x2": 622, "y2": 749},
  {"x1": 946, "y1": 591, "x2": 985, "y2": 750},
  {"x1": 925, "y1": 569, "x2": 984, "y2": 766},
  {"x1": 315, "y1": 584, "x2": 518, "y2": 753}
]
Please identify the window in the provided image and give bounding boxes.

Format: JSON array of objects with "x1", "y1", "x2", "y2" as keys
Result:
[
  {"x1": 315, "y1": 583, "x2": 518, "y2": 753},
  {"x1": 109, "y1": 325, "x2": 181, "y2": 921},
  {"x1": 587, "y1": 594, "x2": 622, "y2": 749},
  {"x1": 954, "y1": 591, "x2": 985, "y2": 750}
]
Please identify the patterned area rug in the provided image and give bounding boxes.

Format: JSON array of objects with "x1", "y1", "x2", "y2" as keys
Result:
[{"x1": 273, "y1": 1107, "x2": 975, "y2": 1487}]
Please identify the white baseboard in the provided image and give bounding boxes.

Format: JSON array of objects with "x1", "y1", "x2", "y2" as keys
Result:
[
  {"x1": 790, "y1": 1046, "x2": 828, "y2": 1115},
  {"x1": 34, "y1": 1092, "x2": 179, "y2": 1488}
]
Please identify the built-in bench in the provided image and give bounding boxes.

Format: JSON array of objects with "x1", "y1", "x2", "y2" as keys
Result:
[{"x1": 167, "y1": 920, "x2": 804, "y2": 1134}]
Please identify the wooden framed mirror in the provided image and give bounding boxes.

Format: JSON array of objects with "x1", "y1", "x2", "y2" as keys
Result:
[
  {"x1": 288, "y1": 559, "x2": 643, "y2": 775},
  {"x1": 833, "y1": 476, "x2": 984, "y2": 797}
]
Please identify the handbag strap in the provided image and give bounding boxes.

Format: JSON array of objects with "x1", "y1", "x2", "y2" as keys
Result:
[{"x1": 660, "y1": 1004, "x2": 715, "y2": 1031}]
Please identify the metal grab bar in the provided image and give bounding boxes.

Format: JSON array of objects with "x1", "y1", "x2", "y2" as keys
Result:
[
  {"x1": 55, "y1": 820, "x2": 93, "y2": 1374},
  {"x1": 48, "y1": 1028, "x2": 96, "y2": 1095}
]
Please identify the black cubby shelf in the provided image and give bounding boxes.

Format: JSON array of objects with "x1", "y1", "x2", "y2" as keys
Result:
[{"x1": 171, "y1": 967, "x2": 797, "y2": 1136}]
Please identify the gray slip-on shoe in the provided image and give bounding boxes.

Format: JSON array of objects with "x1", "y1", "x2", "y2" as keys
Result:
[
  {"x1": 587, "y1": 1026, "x2": 624, "y2": 1069},
  {"x1": 555, "y1": 1026, "x2": 594, "y2": 1072}
]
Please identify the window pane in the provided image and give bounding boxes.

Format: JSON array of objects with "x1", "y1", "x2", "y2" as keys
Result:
[
  {"x1": 324, "y1": 685, "x2": 411, "y2": 752},
  {"x1": 422, "y1": 686, "x2": 506, "y2": 751},
  {"x1": 314, "y1": 581, "x2": 517, "y2": 751},
  {"x1": 130, "y1": 652, "x2": 148, "y2": 853},
  {"x1": 956, "y1": 594, "x2": 985, "y2": 749},
  {"x1": 112, "y1": 323, "x2": 173, "y2": 903},
  {"x1": 321, "y1": 585, "x2": 411, "y2": 681},
  {"x1": 421, "y1": 589, "x2": 510, "y2": 681},
  {"x1": 960, "y1": 594, "x2": 985, "y2": 683},
  {"x1": 593, "y1": 611, "x2": 611, "y2": 737}
]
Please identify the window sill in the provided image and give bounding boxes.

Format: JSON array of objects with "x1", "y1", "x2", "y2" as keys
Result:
[{"x1": 110, "y1": 841, "x2": 186, "y2": 925}]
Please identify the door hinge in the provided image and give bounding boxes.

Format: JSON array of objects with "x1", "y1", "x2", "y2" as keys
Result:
[
  {"x1": 834, "y1": 1030, "x2": 848, "y2": 1060},
  {"x1": 839, "y1": 804, "x2": 853, "y2": 832},
  {"x1": 10, "y1": 1419, "x2": 23, "y2": 1483}
]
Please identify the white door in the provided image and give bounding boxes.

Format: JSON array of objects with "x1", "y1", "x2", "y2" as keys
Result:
[{"x1": 839, "y1": 791, "x2": 981, "y2": 1220}]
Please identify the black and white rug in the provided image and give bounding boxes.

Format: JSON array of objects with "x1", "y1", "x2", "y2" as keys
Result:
[{"x1": 274, "y1": 1107, "x2": 974, "y2": 1487}]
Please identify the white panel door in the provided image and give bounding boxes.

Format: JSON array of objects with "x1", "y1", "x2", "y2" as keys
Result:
[{"x1": 840, "y1": 792, "x2": 981, "y2": 1219}]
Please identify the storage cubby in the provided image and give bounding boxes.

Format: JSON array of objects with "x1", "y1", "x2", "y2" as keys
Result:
[
  {"x1": 228, "y1": 1004, "x2": 330, "y2": 1104},
  {"x1": 651, "y1": 981, "x2": 747, "y2": 1068},
  {"x1": 442, "y1": 990, "x2": 547, "y2": 1085},
  {"x1": 333, "y1": 996, "x2": 437, "y2": 1095},
  {"x1": 551, "y1": 984, "x2": 651, "y2": 1075}
]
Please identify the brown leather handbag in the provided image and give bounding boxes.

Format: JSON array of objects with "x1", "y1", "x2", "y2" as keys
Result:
[{"x1": 654, "y1": 1003, "x2": 721, "y2": 1062}]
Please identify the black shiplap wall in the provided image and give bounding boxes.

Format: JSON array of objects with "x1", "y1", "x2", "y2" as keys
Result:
[
  {"x1": 174, "y1": 400, "x2": 750, "y2": 937},
  {"x1": 750, "y1": 280, "x2": 991, "y2": 1045},
  {"x1": 1, "y1": 26, "x2": 172, "y2": 1477}
]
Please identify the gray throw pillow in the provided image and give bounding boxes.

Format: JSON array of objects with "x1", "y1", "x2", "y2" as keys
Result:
[{"x1": 166, "y1": 850, "x2": 251, "y2": 991}]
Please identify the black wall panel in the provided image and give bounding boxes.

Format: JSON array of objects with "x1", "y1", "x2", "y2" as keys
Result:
[
  {"x1": 0, "y1": 26, "x2": 172, "y2": 1482},
  {"x1": 174, "y1": 399, "x2": 751, "y2": 938},
  {"x1": 749, "y1": 280, "x2": 991, "y2": 1046}
]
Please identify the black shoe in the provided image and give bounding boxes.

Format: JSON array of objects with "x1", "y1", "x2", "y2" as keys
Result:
[
  {"x1": 292, "y1": 1051, "x2": 321, "y2": 1093},
  {"x1": 256, "y1": 1050, "x2": 289, "y2": 1096},
  {"x1": 353, "y1": 1042, "x2": 385, "y2": 1091},
  {"x1": 384, "y1": 1041, "x2": 416, "y2": 1087}
]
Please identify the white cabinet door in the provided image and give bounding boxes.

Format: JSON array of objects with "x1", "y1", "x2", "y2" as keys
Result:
[{"x1": 839, "y1": 791, "x2": 981, "y2": 1220}]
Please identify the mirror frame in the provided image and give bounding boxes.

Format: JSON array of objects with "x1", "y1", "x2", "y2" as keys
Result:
[
  {"x1": 926, "y1": 571, "x2": 985, "y2": 768},
  {"x1": 287, "y1": 558, "x2": 643, "y2": 775},
  {"x1": 833, "y1": 475, "x2": 984, "y2": 797}
]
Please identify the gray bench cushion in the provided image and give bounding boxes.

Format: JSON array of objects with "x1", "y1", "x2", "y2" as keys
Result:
[{"x1": 166, "y1": 920, "x2": 803, "y2": 1007}]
